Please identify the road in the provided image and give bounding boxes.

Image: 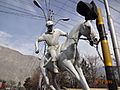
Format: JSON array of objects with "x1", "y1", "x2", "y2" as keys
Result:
[{"x1": 67, "y1": 87, "x2": 120, "y2": 90}]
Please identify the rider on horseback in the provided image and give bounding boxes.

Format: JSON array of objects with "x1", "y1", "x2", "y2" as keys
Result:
[{"x1": 35, "y1": 20, "x2": 68, "y2": 73}]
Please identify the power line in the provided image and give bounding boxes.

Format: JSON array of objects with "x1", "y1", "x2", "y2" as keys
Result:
[
  {"x1": 13, "y1": 0, "x2": 80, "y2": 26},
  {"x1": 54, "y1": 0, "x2": 75, "y2": 10},
  {"x1": 5, "y1": 0, "x2": 120, "y2": 34},
  {"x1": 0, "y1": 4, "x2": 44, "y2": 18},
  {"x1": 40, "y1": 0, "x2": 83, "y2": 29},
  {"x1": 0, "y1": 1, "x2": 37, "y2": 16},
  {"x1": 52, "y1": 12, "x2": 79, "y2": 23},
  {"x1": 15, "y1": 0, "x2": 48, "y2": 21},
  {"x1": 98, "y1": 0, "x2": 120, "y2": 14},
  {"x1": 9, "y1": 0, "x2": 120, "y2": 29},
  {"x1": 114, "y1": 0, "x2": 120, "y2": 4},
  {"x1": 67, "y1": 0, "x2": 120, "y2": 26},
  {"x1": 35, "y1": 1, "x2": 79, "y2": 26},
  {"x1": 51, "y1": 0, "x2": 83, "y2": 22},
  {"x1": 5, "y1": 0, "x2": 119, "y2": 35},
  {"x1": 115, "y1": 31, "x2": 120, "y2": 37},
  {"x1": 55, "y1": 0, "x2": 68, "y2": 16},
  {"x1": 14, "y1": 0, "x2": 33, "y2": 6},
  {"x1": 51, "y1": 2, "x2": 80, "y2": 18},
  {"x1": 51, "y1": 5, "x2": 83, "y2": 25},
  {"x1": 97, "y1": 0, "x2": 120, "y2": 38},
  {"x1": 48, "y1": 0, "x2": 50, "y2": 10},
  {"x1": 115, "y1": 0, "x2": 120, "y2": 4},
  {"x1": 68, "y1": 0, "x2": 77, "y2": 4},
  {"x1": 45, "y1": 0, "x2": 49, "y2": 12},
  {"x1": 0, "y1": 10, "x2": 42, "y2": 20},
  {"x1": 33, "y1": 0, "x2": 80, "y2": 26},
  {"x1": 57, "y1": 22, "x2": 72, "y2": 30},
  {"x1": 53, "y1": 13, "x2": 79, "y2": 26},
  {"x1": 63, "y1": 0, "x2": 120, "y2": 27}
]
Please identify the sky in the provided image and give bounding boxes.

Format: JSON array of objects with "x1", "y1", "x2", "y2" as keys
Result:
[{"x1": 0, "y1": 0, "x2": 120, "y2": 58}]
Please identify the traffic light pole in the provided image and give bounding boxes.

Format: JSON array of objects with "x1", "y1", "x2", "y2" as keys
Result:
[
  {"x1": 103, "y1": 0, "x2": 120, "y2": 81},
  {"x1": 96, "y1": 8, "x2": 118, "y2": 90}
]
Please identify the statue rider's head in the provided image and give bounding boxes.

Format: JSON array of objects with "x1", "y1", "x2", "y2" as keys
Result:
[{"x1": 46, "y1": 20, "x2": 54, "y2": 32}]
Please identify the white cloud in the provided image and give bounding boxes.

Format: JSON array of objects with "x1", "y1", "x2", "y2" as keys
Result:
[
  {"x1": 0, "y1": 31, "x2": 12, "y2": 46},
  {"x1": 0, "y1": 31, "x2": 34, "y2": 55},
  {"x1": 0, "y1": 31, "x2": 12, "y2": 38},
  {"x1": 14, "y1": 43, "x2": 35, "y2": 55}
]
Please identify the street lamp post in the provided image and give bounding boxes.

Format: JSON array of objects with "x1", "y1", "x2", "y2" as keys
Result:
[
  {"x1": 33, "y1": 0, "x2": 47, "y2": 21},
  {"x1": 54, "y1": 18, "x2": 70, "y2": 26},
  {"x1": 103, "y1": 0, "x2": 120, "y2": 81}
]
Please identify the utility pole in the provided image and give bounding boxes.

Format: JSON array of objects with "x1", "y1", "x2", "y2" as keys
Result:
[
  {"x1": 103, "y1": 0, "x2": 120, "y2": 80},
  {"x1": 96, "y1": 8, "x2": 118, "y2": 90}
]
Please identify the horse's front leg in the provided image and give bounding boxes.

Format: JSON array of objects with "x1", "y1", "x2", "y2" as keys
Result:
[
  {"x1": 63, "y1": 59, "x2": 90, "y2": 90},
  {"x1": 74, "y1": 51, "x2": 90, "y2": 90},
  {"x1": 75, "y1": 64, "x2": 90, "y2": 90}
]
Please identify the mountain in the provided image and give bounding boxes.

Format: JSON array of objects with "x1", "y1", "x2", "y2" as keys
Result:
[{"x1": 0, "y1": 46, "x2": 40, "y2": 84}]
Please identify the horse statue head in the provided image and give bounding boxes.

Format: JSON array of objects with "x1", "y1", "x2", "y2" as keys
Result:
[
  {"x1": 79, "y1": 20, "x2": 98, "y2": 46},
  {"x1": 63, "y1": 20, "x2": 98, "y2": 50}
]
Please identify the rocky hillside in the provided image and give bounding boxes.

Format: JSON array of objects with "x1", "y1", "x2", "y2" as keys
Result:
[{"x1": 0, "y1": 46, "x2": 40, "y2": 84}]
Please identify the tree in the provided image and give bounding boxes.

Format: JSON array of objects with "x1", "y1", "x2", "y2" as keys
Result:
[
  {"x1": 80, "y1": 55, "x2": 106, "y2": 88},
  {"x1": 23, "y1": 67, "x2": 41, "y2": 90}
]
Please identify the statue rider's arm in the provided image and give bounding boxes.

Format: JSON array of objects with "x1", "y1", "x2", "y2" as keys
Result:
[
  {"x1": 59, "y1": 29, "x2": 68, "y2": 37},
  {"x1": 35, "y1": 34, "x2": 45, "y2": 54}
]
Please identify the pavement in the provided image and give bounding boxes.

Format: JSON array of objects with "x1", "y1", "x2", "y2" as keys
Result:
[
  {"x1": 67, "y1": 88, "x2": 108, "y2": 90},
  {"x1": 67, "y1": 87, "x2": 120, "y2": 90}
]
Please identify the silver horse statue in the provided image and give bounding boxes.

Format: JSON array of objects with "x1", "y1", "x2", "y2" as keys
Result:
[{"x1": 36, "y1": 20, "x2": 98, "y2": 90}]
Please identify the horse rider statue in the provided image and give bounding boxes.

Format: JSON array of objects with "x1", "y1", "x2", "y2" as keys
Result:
[{"x1": 35, "y1": 20, "x2": 68, "y2": 73}]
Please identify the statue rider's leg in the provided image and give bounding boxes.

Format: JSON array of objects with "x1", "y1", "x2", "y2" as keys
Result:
[
  {"x1": 39, "y1": 60, "x2": 49, "y2": 89},
  {"x1": 41, "y1": 67, "x2": 56, "y2": 90},
  {"x1": 45, "y1": 69, "x2": 56, "y2": 90},
  {"x1": 49, "y1": 49, "x2": 59, "y2": 73},
  {"x1": 39, "y1": 57, "x2": 56, "y2": 90}
]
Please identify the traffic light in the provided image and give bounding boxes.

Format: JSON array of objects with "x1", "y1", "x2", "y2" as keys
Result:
[{"x1": 76, "y1": 1, "x2": 98, "y2": 20}]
